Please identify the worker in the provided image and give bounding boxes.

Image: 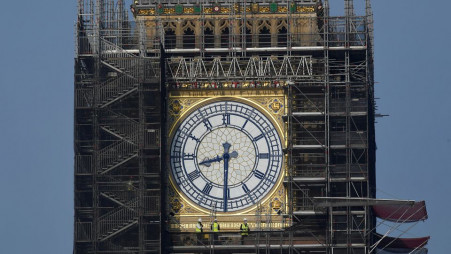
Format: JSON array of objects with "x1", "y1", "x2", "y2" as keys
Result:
[
  {"x1": 211, "y1": 218, "x2": 220, "y2": 244},
  {"x1": 127, "y1": 177, "x2": 133, "y2": 191},
  {"x1": 196, "y1": 218, "x2": 203, "y2": 243},
  {"x1": 240, "y1": 218, "x2": 250, "y2": 244}
]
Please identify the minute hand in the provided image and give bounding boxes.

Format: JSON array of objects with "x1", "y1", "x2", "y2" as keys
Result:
[
  {"x1": 222, "y1": 142, "x2": 238, "y2": 212},
  {"x1": 223, "y1": 143, "x2": 230, "y2": 212}
]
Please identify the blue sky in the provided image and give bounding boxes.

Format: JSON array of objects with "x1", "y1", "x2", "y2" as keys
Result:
[{"x1": 0, "y1": 0, "x2": 448, "y2": 253}]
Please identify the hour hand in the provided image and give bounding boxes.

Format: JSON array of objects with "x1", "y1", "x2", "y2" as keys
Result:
[
  {"x1": 199, "y1": 155, "x2": 222, "y2": 167},
  {"x1": 223, "y1": 142, "x2": 238, "y2": 158}
]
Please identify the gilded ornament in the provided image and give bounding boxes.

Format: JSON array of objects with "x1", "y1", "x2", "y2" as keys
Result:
[
  {"x1": 251, "y1": 3, "x2": 259, "y2": 14},
  {"x1": 220, "y1": 8, "x2": 230, "y2": 14},
  {"x1": 164, "y1": 8, "x2": 175, "y2": 14},
  {"x1": 170, "y1": 100, "x2": 183, "y2": 115},
  {"x1": 278, "y1": 7, "x2": 288, "y2": 13},
  {"x1": 269, "y1": 99, "x2": 284, "y2": 114},
  {"x1": 271, "y1": 198, "x2": 282, "y2": 212},
  {"x1": 138, "y1": 9, "x2": 153, "y2": 16},
  {"x1": 234, "y1": 3, "x2": 240, "y2": 13},
  {"x1": 298, "y1": 6, "x2": 315, "y2": 13},
  {"x1": 213, "y1": 4, "x2": 221, "y2": 13},
  {"x1": 260, "y1": 7, "x2": 270, "y2": 13},
  {"x1": 184, "y1": 7, "x2": 194, "y2": 14},
  {"x1": 171, "y1": 198, "x2": 182, "y2": 213}
]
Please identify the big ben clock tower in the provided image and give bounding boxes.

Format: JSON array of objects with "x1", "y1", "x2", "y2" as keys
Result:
[{"x1": 74, "y1": 0, "x2": 429, "y2": 253}]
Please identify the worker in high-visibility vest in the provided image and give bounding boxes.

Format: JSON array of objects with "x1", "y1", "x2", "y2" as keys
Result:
[
  {"x1": 240, "y1": 218, "x2": 250, "y2": 244},
  {"x1": 211, "y1": 218, "x2": 220, "y2": 244},
  {"x1": 196, "y1": 218, "x2": 203, "y2": 243},
  {"x1": 196, "y1": 218, "x2": 203, "y2": 232}
]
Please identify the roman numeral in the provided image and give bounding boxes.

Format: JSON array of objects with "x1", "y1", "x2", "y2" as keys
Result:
[
  {"x1": 253, "y1": 134, "x2": 264, "y2": 142},
  {"x1": 254, "y1": 170, "x2": 265, "y2": 179},
  {"x1": 258, "y1": 153, "x2": 269, "y2": 159},
  {"x1": 242, "y1": 183, "x2": 250, "y2": 193},
  {"x1": 222, "y1": 113, "x2": 231, "y2": 125},
  {"x1": 203, "y1": 119, "x2": 212, "y2": 130},
  {"x1": 241, "y1": 120, "x2": 248, "y2": 130},
  {"x1": 189, "y1": 134, "x2": 200, "y2": 142},
  {"x1": 202, "y1": 184, "x2": 213, "y2": 195},
  {"x1": 188, "y1": 170, "x2": 200, "y2": 181},
  {"x1": 183, "y1": 153, "x2": 195, "y2": 160}
]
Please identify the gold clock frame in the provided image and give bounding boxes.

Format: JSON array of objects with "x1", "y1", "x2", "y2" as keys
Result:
[{"x1": 167, "y1": 89, "x2": 288, "y2": 230}]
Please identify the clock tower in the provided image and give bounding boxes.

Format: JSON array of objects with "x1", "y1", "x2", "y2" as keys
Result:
[{"x1": 74, "y1": 0, "x2": 429, "y2": 253}]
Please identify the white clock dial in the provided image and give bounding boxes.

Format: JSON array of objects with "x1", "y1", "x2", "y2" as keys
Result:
[{"x1": 170, "y1": 100, "x2": 283, "y2": 212}]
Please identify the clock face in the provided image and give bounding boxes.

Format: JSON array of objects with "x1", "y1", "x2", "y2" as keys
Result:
[{"x1": 170, "y1": 100, "x2": 283, "y2": 212}]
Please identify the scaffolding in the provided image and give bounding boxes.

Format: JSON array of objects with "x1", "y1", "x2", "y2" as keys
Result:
[{"x1": 74, "y1": 0, "x2": 428, "y2": 254}]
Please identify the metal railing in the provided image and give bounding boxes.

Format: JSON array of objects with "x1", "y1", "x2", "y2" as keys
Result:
[
  {"x1": 100, "y1": 110, "x2": 139, "y2": 142},
  {"x1": 95, "y1": 75, "x2": 137, "y2": 107},
  {"x1": 97, "y1": 199, "x2": 139, "y2": 239},
  {"x1": 97, "y1": 137, "x2": 138, "y2": 172},
  {"x1": 168, "y1": 231, "x2": 326, "y2": 247}
]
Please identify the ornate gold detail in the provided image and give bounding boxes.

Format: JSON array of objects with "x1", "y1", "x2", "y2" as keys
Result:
[
  {"x1": 271, "y1": 198, "x2": 282, "y2": 212},
  {"x1": 164, "y1": 8, "x2": 175, "y2": 14},
  {"x1": 220, "y1": 7, "x2": 230, "y2": 14},
  {"x1": 184, "y1": 7, "x2": 194, "y2": 14},
  {"x1": 234, "y1": 3, "x2": 240, "y2": 12},
  {"x1": 270, "y1": 99, "x2": 282, "y2": 113},
  {"x1": 168, "y1": 100, "x2": 185, "y2": 122},
  {"x1": 260, "y1": 7, "x2": 270, "y2": 13},
  {"x1": 278, "y1": 7, "x2": 288, "y2": 13},
  {"x1": 145, "y1": 20, "x2": 153, "y2": 27},
  {"x1": 171, "y1": 198, "x2": 182, "y2": 213},
  {"x1": 298, "y1": 6, "x2": 315, "y2": 13},
  {"x1": 137, "y1": 9, "x2": 154, "y2": 15},
  {"x1": 251, "y1": 3, "x2": 259, "y2": 13},
  {"x1": 134, "y1": 4, "x2": 316, "y2": 16}
]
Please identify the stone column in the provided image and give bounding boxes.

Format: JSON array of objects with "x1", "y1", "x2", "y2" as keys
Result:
[
  {"x1": 252, "y1": 20, "x2": 259, "y2": 47},
  {"x1": 194, "y1": 20, "x2": 202, "y2": 49},
  {"x1": 214, "y1": 19, "x2": 221, "y2": 48},
  {"x1": 270, "y1": 19, "x2": 278, "y2": 47},
  {"x1": 175, "y1": 20, "x2": 183, "y2": 49}
]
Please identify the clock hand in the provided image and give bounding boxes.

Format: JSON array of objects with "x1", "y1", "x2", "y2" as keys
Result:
[
  {"x1": 221, "y1": 142, "x2": 239, "y2": 212},
  {"x1": 199, "y1": 155, "x2": 223, "y2": 167},
  {"x1": 223, "y1": 143, "x2": 230, "y2": 212},
  {"x1": 198, "y1": 152, "x2": 237, "y2": 168}
]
